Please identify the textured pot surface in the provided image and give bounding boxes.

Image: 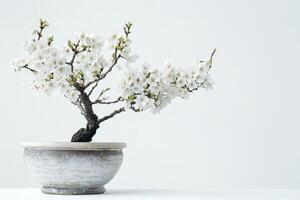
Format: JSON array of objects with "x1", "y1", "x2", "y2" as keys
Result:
[{"x1": 21, "y1": 142, "x2": 126, "y2": 195}]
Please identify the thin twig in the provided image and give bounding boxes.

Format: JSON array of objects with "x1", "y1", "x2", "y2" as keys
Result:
[
  {"x1": 87, "y1": 79, "x2": 100, "y2": 96},
  {"x1": 21, "y1": 65, "x2": 38, "y2": 74},
  {"x1": 93, "y1": 97, "x2": 123, "y2": 105},
  {"x1": 210, "y1": 48, "x2": 217, "y2": 60},
  {"x1": 66, "y1": 40, "x2": 81, "y2": 73},
  {"x1": 66, "y1": 96, "x2": 86, "y2": 115},
  {"x1": 99, "y1": 54, "x2": 121, "y2": 80},
  {"x1": 84, "y1": 54, "x2": 121, "y2": 89},
  {"x1": 84, "y1": 23, "x2": 132, "y2": 91},
  {"x1": 209, "y1": 48, "x2": 217, "y2": 69},
  {"x1": 37, "y1": 22, "x2": 46, "y2": 40},
  {"x1": 94, "y1": 88, "x2": 110, "y2": 100}
]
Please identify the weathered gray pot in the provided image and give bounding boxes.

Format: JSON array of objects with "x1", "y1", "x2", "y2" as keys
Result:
[{"x1": 21, "y1": 142, "x2": 126, "y2": 195}]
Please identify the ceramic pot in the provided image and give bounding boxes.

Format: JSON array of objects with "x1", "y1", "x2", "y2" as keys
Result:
[{"x1": 21, "y1": 142, "x2": 126, "y2": 195}]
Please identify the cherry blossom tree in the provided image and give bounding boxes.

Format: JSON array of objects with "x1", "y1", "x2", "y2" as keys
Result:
[{"x1": 11, "y1": 19, "x2": 216, "y2": 142}]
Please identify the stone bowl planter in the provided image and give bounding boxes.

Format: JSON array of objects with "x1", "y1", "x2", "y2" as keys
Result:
[{"x1": 21, "y1": 142, "x2": 126, "y2": 195}]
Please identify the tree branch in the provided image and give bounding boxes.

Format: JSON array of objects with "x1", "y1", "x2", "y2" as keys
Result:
[
  {"x1": 93, "y1": 88, "x2": 110, "y2": 100},
  {"x1": 87, "y1": 79, "x2": 100, "y2": 96},
  {"x1": 69, "y1": 98, "x2": 86, "y2": 115},
  {"x1": 99, "y1": 54, "x2": 121, "y2": 80},
  {"x1": 209, "y1": 48, "x2": 217, "y2": 69},
  {"x1": 36, "y1": 19, "x2": 49, "y2": 41},
  {"x1": 83, "y1": 22, "x2": 133, "y2": 91},
  {"x1": 66, "y1": 40, "x2": 81, "y2": 73},
  {"x1": 21, "y1": 64, "x2": 38, "y2": 74},
  {"x1": 84, "y1": 54, "x2": 121, "y2": 89},
  {"x1": 98, "y1": 107, "x2": 125, "y2": 124},
  {"x1": 93, "y1": 97, "x2": 123, "y2": 105}
]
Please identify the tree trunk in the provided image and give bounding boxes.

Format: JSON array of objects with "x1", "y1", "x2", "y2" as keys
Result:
[{"x1": 71, "y1": 92, "x2": 99, "y2": 142}]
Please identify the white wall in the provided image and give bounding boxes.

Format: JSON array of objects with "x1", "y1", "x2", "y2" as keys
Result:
[{"x1": 0, "y1": 0, "x2": 300, "y2": 189}]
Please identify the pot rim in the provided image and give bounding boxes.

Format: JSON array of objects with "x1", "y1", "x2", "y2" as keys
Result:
[{"x1": 20, "y1": 141, "x2": 126, "y2": 150}]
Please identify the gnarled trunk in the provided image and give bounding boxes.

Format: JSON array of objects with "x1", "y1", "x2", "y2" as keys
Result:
[
  {"x1": 71, "y1": 113, "x2": 99, "y2": 142},
  {"x1": 71, "y1": 92, "x2": 99, "y2": 142}
]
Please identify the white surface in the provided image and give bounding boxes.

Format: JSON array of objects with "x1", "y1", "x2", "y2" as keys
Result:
[
  {"x1": 1, "y1": 188, "x2": 300, "y2": 200},
  {"x1": 20, "y1": 142, "x2": 127, "y2": 150},
  {"x1": 1, "y1": 0, "x2": 300, "y2": 189}
]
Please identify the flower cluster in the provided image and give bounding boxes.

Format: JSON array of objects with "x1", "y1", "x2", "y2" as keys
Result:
[
  {"x1": 10, "y1": 19, "x2": 138, "y2": 103},
  {"x1": 11, "y1": 19, "x2": 215, "y2": 115},
  {"x1": 120, "y1": 57, "x2": 214, "y2": 113}
]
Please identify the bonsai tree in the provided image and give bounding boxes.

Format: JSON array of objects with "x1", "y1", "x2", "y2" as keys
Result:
[{"x1": 11, "y1": 19, "x2": 216, "y2": 142}]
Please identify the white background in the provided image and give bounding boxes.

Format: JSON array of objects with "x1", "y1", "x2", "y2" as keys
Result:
[{"x1": 0, "y1": 0, "x2": 299, "y2": 189}]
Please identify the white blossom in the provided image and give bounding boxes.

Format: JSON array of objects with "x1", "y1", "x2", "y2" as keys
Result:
[
  {"x1": 119, "y1": 59, "x2": 214, "y2": 113},
  {"x1": 11, "y1": 20, "x2": 215, "y2": 114}
]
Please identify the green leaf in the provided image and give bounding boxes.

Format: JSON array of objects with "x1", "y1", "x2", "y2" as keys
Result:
[{"x1": 127, "y1": 95, "x2": 136, "y2": 101}]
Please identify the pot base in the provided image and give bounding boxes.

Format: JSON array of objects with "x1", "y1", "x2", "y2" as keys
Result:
[{"x1": 42, "y1": 186, "x2": 106, "y2": 195}]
